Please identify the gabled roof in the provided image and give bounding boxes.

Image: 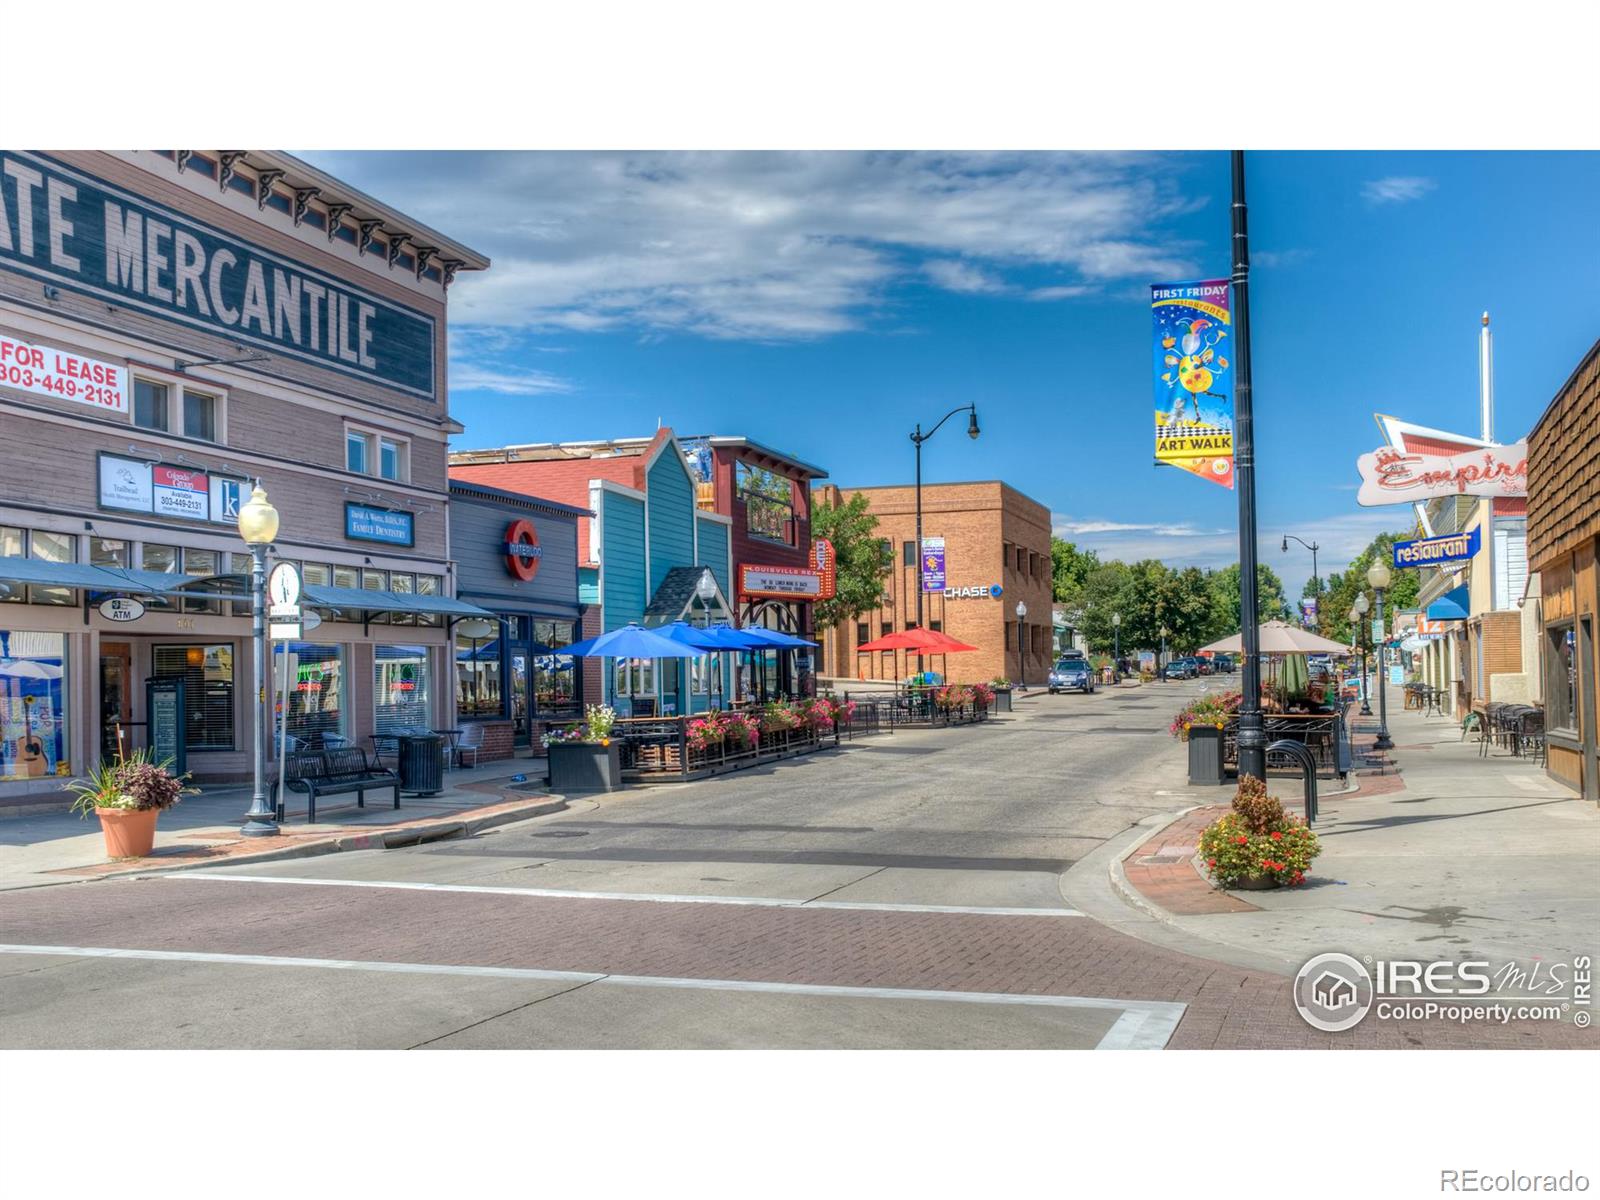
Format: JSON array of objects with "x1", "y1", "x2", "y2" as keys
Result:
[{"x1": 643, "y1": 566, "x2": 728, "y2": 623}]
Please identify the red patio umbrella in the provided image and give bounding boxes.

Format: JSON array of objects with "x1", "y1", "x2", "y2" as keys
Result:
[{"x1": 854, "y1": 627, "x2": 980, "y2": 653}]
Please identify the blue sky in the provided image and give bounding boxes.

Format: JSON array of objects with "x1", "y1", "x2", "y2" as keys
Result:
[{"x1": 308, "y1": 150, "x2": 1600, "y2": 590}]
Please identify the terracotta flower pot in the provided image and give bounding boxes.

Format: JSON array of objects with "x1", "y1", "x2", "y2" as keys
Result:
[{"x1": 96, "y1": 805, "x2": 159, "y2": 858}]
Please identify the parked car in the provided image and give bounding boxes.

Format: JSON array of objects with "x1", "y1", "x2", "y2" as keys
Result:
[
  {"x1": 1195, "y1": 656, "x2": 1215, "y2": 675},
  {"x1": 1212, "y1": 654, "x2": 1236, "y2": 674},
  {"x1": 1049, "y1": 658, "x2": 1097, "y2": 694},
  {"x1": 1165, "y1": 657, "x2": 1200, "y2": 680}
]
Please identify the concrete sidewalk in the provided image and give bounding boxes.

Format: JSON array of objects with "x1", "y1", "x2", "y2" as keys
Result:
[
  {"x1": 0, "y1": 757, "x2": 566, "y2": 891},
  {"x1": 1079, "y1": 701, "x2": 1600, "y2": 980}
]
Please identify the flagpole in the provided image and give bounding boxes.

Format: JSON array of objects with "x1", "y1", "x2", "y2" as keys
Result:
[{"x1": 1231, "y1": 150, "x2": 1266, "y2": 782}]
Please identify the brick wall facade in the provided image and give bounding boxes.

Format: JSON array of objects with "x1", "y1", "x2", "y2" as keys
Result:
[{"x1": 814, "y1": 481, "x2": 1053, "y2": 686}]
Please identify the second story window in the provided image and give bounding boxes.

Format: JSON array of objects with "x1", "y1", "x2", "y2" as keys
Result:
[
  {"x1": 133, "y1": 377, "x2": 220, "y2": 442},
  {"x1": 346, "y1": 428, "x2": 408, "y2": 482},
  {"x1": 736, "y1": 462, "x2": 795, "y2": 545}
]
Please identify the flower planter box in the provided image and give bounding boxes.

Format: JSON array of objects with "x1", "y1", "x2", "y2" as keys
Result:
[
  {"x1": 96, "y1": 806, "x2": 159, "y2": 858},
  {"x1": 992, "y1": 689, "x2": 1013, "y2": 713},
  {"x1": 546, "y1": 741, "x2": 623, "y2": 792},
  {"x1": 1228, "y1": 873, "x2": 1282, "y2": 891},
  {"x1": 1187, "y1": 725, "x2": 1226, "y2": 786}
]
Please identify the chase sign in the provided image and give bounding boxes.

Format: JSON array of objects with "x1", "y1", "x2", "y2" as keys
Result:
[{"x1": 0, "y1": 152, "x2": 436, "y2": 400}]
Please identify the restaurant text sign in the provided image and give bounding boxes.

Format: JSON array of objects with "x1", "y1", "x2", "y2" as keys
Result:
[
  {"x1": 1356, "y1": 441, "x2": 1527, "y2": 506},
  {"x1": 740, "y1": 564, "x2": 822, "y2": 599},
  {"x1": 0, "y1": 334, "x2": 127, "y2": 413},
  {"x1": 1392, "y1": 528, "x2": 1481, "y2": 570},
  {"x1": 0, "y1": 151, "x2": 436, "y2": 400}
]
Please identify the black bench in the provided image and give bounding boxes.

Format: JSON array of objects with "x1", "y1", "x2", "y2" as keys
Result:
[{"x1": 278, "y1": 747, "x2": 400, "y2": 824}]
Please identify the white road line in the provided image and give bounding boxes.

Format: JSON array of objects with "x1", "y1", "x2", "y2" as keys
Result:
[
  {"x1": 0, "y1": 944, "x2": 1183, "y2": 1049},
  {"x1": 173, "y1": 873, "x2": 1083, "y2": 918}
]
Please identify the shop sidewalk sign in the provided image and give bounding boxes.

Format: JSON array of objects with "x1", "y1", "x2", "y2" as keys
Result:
[{"x1": 145, "y1": 676, "x2": 186, "y2": 779}]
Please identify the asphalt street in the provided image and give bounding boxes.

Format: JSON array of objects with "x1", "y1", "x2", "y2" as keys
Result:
[{"x1": 14, "y1": 678, "x2": 1577, "y2": 1050}]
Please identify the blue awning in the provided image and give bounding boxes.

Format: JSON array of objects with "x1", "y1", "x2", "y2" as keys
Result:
[{"x1": 1426, "y1": 585, "x2": 1470, "y2": 622}]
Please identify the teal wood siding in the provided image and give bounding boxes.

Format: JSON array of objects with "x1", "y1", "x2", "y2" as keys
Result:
[
  {"x1": 601, "y1": 491, "x2": 647, "y2": 632},
  {"x1": 647, "y1": 451, "x2": 696, "y2": 595},
  {"x1": 696, "y1": 516, "x2": 730, "y2": 597},
  {"x1": 578, "y1": 567, "x2": 600, "y2": 607}
]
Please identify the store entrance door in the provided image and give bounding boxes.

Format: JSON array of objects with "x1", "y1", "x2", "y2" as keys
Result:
[{"x1": 100, "y1": 640, "x2": 133, "y2": 761}]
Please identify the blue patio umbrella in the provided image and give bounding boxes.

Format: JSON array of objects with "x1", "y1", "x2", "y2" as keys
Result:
[
  {"x1": 563, "y1": 622, "x2": 704, "y2": 660},
  {"x1": 737, "y1": 626, "x2": 818, "y2": 649},
  {"x1": 654, "y1": 621, "x2": 726, "y2": 651},
  {"x1": 698, "y1": 622, "x2": 773, "y2": 650}
]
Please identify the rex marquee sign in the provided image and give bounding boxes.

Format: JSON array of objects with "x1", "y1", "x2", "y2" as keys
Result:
[
  {"x1": 0, "y1": 151, "x2": 436, "y2": 400},
  {"x1": 1355, "y1": 440, "x2": 1527, "y2": 507},
  {"x1": 740, "y1": 564, "x2": 822, "y2": 599}
]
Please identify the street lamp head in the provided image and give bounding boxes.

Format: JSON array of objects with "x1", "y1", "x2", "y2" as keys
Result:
[
  {"x1": 1015, "y1": 600, "x2": 1027, "y2": 618},
  {"x1": 1366, "y1": 561, "x2": 1392, "y2": 591},
  {"x1": 237, "y1": 481, "x2": 279, "y2": 545},
  {"x1": 967, "y1": 407, "x2": 980, "y2": 440},
  {"x1": 1354, "y1": 592, "x2": 1369, "y2": 615},
  {"x1": 1281, "y1": 536, "x2": 1288, "y2": 553},
  {"x1": 695, "y1": 570, "x2": 717, "y2": 602},
  {"x1": 1112, "y1": 612, "x2": 1122, "y2": 627}
]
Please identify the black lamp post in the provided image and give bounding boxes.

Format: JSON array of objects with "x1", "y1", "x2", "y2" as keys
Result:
[
  {"x1": 1282, "y1": 534, "x2": 1321, "y2": 625},
  {"x1": 910, "y1": 404, "x2": 979, "y2": 637},
  {"x1": 1112, "y1": 612, "x2": 1121, "y2": 683},
  {"x1": 237, "y1": 482, "x2": 281, "y2": 838},
  {"x1": 1230, "y1": 150, "x2": 1267, "y2": 782},
  {"x1": 1367, "y1": 561, "x2": 1394, "y2": 750},
  {"x1": 1015, "y1": 600, "x2": 1028, "y2": 689},
  {"x1": 1352, "y1": 595, "x2": 1372, "y2": 716},
  {"x1": 1159, "y1": 624, "x2": 1170, "y2": 681}
]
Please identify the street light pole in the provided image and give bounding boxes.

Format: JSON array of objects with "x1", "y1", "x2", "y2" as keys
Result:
[
  {"x1": 1353, "y1": 594, "x2": 1372, "y2": 716},
  {"x1": 1282, "y1": 534, "x2": 1321, "y2": 624},
  {"x1": 1015, "y1": 600, "x2": 1027, "y2": 688},
  {"x1": 1231, "y1": 149, "x2": 1267, "y2": 782},
  {"x1": 1112, "y1": 612, "x2": 1121, "y2": 683},
  {"x1": 1160, "y1": 625, "x2": 1169, "y2": 681},
  {"x1": 237, "y1": 482, "x2": 280, "y2": 838},
  {"x1": 910, "y1": 404, "x2": 979, "y2": 635},
  {"x1": 1367, "y1": 562, "x2": 1394, "y2": 750}
]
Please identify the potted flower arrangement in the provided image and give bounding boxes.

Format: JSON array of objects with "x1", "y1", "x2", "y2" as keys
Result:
[
  {"x1": 684, "y1": 715, "x2": 726, "y2": 760},
  {"x1": 68, "y1": 749, "x2": 197, "y2": 859},
  {"x1": 970, "y1": 681, "x2": 996, "y2": 713},
  {"x1": 989, "y1": 677, "x2": 1014, "y2": 712},
  {"x1": 1196, "y1": 776, "x2": 1322, "y2": 890},
  {"x1": 797, "y1": 696, "x2": 838, "y2": 734},
  {"x1": 721, "y1": 710, "x2": 761, "y2": 751},
  {"x1": 760, "y1": 700, "x2": 800, "y2": 736},
  {"x1": 543, "y1": 703, "x2": 623, "y2": 792}
]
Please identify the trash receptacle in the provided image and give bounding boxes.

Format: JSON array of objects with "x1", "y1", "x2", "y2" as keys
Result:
[
  {"x1": 397, "y1": 733, "x2": 446, "y2": 796},
  {"x1": 1187, "y1": 725, "x2": 1226, "y2": 786}
]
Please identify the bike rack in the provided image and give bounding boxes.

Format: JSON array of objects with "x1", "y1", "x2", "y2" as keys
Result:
[{"x1": 1266, "y1": 738, "x2": 1319, "y2": 826}]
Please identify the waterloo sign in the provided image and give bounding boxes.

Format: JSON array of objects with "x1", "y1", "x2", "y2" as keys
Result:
[
  {"x1": 1356, "y1": 440, "x2": 1527, "y2": 507},
  {"x1": 503, "y1": 519, "x2": 543, "y2": 583}
]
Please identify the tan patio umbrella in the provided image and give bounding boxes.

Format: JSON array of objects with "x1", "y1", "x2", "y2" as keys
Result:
[{"x1": 1197, "y1": 620, "x2": 1352, "y2": 656}]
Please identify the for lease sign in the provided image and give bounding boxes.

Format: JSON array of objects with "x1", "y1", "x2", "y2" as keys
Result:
[{"x1": 0, "y1": 333, "x2": 127, "y2": 413}]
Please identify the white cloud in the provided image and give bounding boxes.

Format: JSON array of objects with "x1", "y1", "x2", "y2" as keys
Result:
[
  {"x1": 1361, "y1": 176, "x2": 1436, "y2": 205},
  {"x1": 1054, "y1": 517, "x2": 1222, "y2": 537},
  {"x1": 1028, "y1": 284, "x2": 1094, "y2": 301},
  {"x1": 305, "y1": 150, "x2": 1202, "y2": 341},
  {"x1": 449, "y1": 364, "x2": 574, "y2": 396},
  {"x1": 923, "y1": 259, "x2": 1007, "y2": 294}
]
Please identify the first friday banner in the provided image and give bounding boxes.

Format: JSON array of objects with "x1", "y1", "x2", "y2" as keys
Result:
[{"x1": 1152, "y1": 279, "x2": 1234, "y2": 489}]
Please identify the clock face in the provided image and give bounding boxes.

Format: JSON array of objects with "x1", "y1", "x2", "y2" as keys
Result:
[{"x1": 267, "y1": 563, "x2": 301, "y2": 607}]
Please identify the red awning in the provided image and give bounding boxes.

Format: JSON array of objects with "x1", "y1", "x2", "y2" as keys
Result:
[{"x1": 855, "y1": 627, "x2": 980, "y2": 653}]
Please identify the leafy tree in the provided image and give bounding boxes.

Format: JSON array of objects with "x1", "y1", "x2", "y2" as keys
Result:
[
  {"x1": 1208, "y1": 563, "x2": 1290, "y2": 631},
  {"x1": 810, "y1": 491, "x2": 892, "y2": 631},
  {"x1": 1050, "y1": 538, "x2": 1100, "y2": 610},
  {"x1": 1158, "y1": 566, "x2": 1219, "y2": 653},
  {"x1": 1073, "y1": 560, "x2": 1135, "y2": 653},
  {"x1": 1320, "y1": 530, "x2": 1424, "y2": 645}
]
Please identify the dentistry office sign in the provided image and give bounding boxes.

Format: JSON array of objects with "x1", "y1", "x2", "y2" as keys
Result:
[{"x1": 0, "y1": 151, "x2": 436, "y2": 399}]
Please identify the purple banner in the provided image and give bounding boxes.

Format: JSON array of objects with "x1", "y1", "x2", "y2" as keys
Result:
[{"x1": 920, "y1": 536, "x2": 945, "y2": 593}]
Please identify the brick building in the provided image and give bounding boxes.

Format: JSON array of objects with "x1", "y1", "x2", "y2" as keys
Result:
[
  {"x1": 0, "y1": 150, "x2": 488, "y2": 807},
  {"x1": 813, "y1": 481, "x2": 1053, "y2": 686},
  {"x1": 1527, "y1": 338, "x2": 1600, "y2": 802}
]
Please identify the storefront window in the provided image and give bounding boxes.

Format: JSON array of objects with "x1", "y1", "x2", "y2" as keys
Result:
[
  {"x1": 456, "y1": 624, "x2": 503, "y2": 718},
  {"x1": 183, "y1": 548, "x2": 222, "y2": 615},
  {"x1": 1547, "y1": 624, "x2": 1577, "y2": 733},
  {"x1": 274, "y1": 643, "x2": 346, "y2": 750},
  {"x1": 389, "y1": 573, "x2": 416, "y2": 626},
  {"x1": 533, "y1": 619, "x2": 577, "y2": 712},
  {"x1": 416, "y1": 575, "x2": 443, "y2": 628},
  {"x1": 90, "y1": 538, "x2": 128, "y2": 568},
  {"x1": 0, "y1": 527, "x2": 23, "y2": 605},
  {"x1": 142, "y1": 543, "x2": 179, "y2": 610},
  {"x1": 152, "y1": 644, "x2": 235, "y2": 751},
  {"x1": 613, "y1": 657, "x2": 654, "y2": 710},
  {"x1": 228, "y1": 552, "x2": 254, "y2": 618},
  {"x1": 0, "y1": 630, "x2": 69, "y2": 779},
  {"x1": 375, "y1": 644, "x2": 431, "y2": 734},
  {"x1": 28, "y1": 529, "x2": 76, "y2": 606},
  {"x1": 333, "y1": 565, "x2": 359, "y2": 590}
]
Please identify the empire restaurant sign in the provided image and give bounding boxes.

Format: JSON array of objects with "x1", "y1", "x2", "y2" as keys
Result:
[{"x1": 0, "y1": 152, "x2": 436, "y2": 399}]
